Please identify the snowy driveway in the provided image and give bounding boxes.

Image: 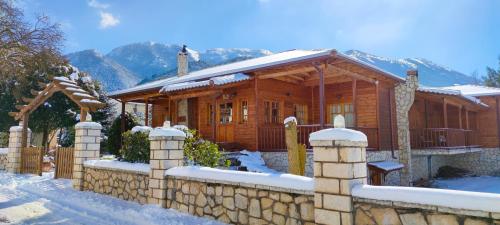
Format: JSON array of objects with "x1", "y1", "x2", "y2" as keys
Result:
[{"x1": 0, "y1": 172, "x2": 224, "y2": 225}]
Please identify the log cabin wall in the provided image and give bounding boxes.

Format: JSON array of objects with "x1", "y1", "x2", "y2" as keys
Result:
[
  {"x1": 476, "y1": 96, "x2": 499, "y2": 148},
  {"x1": 409, "y1": 97, "x2": 445, "y2": 129}
]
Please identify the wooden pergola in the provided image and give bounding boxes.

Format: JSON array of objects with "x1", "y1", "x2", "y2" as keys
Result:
[{"x1": 8, "y1": 76, "x2": 106, "y2": 148}]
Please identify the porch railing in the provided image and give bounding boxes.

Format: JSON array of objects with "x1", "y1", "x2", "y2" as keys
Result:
[
  {"x1": 410, "y1": 128, "x2": 479, "y2": 149},
  {"x1": 258, "y1": 124, "x2": 379, "y2": 151}
]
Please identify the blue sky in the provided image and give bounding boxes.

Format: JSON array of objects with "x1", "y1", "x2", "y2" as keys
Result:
[{"x1": 19, "y1": 0, "x2": 500, "y2": 76}]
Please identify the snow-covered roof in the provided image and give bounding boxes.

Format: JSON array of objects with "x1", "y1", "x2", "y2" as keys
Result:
[
  {"x1": 368, "y1": 161, "x2": 404, "y2": 171},
  {"x1": 109, "y1": 49, "x2": 404, "y2": 97},
  {"x1": 441, "y1": 85, "x2": 500, "y2": 97},
  {"x1": 160, "y1": 73, "x2": 250, "y2": 93},
  {"x1": 418, "y1": 86, "x2": 488, "y2": 107}
]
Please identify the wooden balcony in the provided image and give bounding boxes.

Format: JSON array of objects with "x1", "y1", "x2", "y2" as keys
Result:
[
  {"x1": 410, "y1": 128, "x2": 479, "y2": 149},
  {"x1": 258, "y1": 124, "x2": 379, "y2": 151}
]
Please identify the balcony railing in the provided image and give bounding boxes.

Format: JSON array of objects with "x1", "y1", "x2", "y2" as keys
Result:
[
  {"x1": 258, "y1": 124, "x2": 379, "y2": 151},
  {"x1": 410, "y1": 128, "x2": 479, "y2": 149}
]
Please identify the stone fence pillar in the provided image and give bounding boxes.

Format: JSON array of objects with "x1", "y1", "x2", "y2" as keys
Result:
[
  {"x1": 73, "y1": 122, "x2": 102, "y2": 190},
  {"x1": 148, "y1": 126, "x2": 186, "y2": 207},
  {"x1": 7, "y1": 125, "x2": 31, "y2": 173},
  {"x1": 310, "y1": 115, "x2": 368, "y2": 225}
]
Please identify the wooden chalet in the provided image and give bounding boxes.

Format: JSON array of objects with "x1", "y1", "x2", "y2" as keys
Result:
[{"x1": 109, "y1": 48, "x2": 495, "y2": 152}]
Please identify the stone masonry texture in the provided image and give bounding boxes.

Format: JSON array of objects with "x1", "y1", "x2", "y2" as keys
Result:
[
  {"x1": 394, "y1": 73, "x2": 418, "y2": 186},
  {"x1": 166, "y1": 176, "x2": 315, "y2": 225}
]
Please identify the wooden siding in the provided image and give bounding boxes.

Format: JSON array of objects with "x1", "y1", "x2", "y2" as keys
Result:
[{"x1": 476, "y1": 96, "x2": 499, "y2": 147}]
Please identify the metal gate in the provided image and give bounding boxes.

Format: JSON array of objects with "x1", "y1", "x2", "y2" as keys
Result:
[
  {"x1": 20, "y1": 147, "x2": 43, "y2": 175},
  {"x1": 54, "y1": 147, "x2": 74, "y2": 179}
]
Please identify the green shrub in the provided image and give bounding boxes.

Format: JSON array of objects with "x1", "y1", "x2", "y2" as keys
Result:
[
  {"x1": 183, "y1": 129, "x2": 230, "y2": 168},
  {"x1": 120, "y1": 130, "x2": 150, "y2": 163},
  {"x1": 107, "y1": 112, "x2": 138, "y2": 156},
  {"x1": 0, "y1": 132, "x2": 8, "y2": 147}
]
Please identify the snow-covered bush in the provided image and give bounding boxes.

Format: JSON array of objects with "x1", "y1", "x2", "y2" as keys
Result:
[
  {"x1": 120, "y1": 130, "x2": 150, "y2": 163},
  {"x1": 182, "y1": 129, "x2": 229, "y2": 168}
]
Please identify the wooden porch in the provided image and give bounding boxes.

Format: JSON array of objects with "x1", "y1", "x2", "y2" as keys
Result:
[{"x1": 409, "y1": 90, "x2": 485, "y2": 149}]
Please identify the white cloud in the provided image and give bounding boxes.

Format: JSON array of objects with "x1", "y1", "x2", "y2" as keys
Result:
[
  {"x1": 99, "y1": 12, "x2": 120, "y2": 29},
  {"x1": 88, "y1": 0, "x2": 109, "y2": 9}
]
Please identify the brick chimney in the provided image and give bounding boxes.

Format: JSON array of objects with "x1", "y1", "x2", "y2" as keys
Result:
[{"x1": 177, "y1": 45, "x2": 188, "y2": 76}]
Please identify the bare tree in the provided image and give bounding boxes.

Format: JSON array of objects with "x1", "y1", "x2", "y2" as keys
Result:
[{"x1": 0, "y1": 0, "x2": 64, "y2": 81}]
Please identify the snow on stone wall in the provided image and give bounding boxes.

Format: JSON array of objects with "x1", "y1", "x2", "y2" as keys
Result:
[{"x1": 353, "y1": 185, "x2": 500, "y2": 224}]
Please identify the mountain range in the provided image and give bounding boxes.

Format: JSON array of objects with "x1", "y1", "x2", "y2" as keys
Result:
[{"x1": 66, "y1": 42, "x2": 476, "y2": 92}]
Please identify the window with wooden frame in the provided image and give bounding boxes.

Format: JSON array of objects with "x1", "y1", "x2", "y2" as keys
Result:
[
  {"x1": 239, "y1": 100, "x2": 248, "y2": 123},
  {"x1": 264, "y1": 100, "x2": 280, "y2": 124},
  {"x1": 219, "y1": 102, "x2": 233, "y2": 124},
  {"x1": 207, "y1": 103, "x2": 213, "y2": 125},
  {"x1": 328, "y1": 102, "x2": 354, "y2": 127},
  {"x1": 293, "y1": 104, "x2": 308, "y2": 125}
]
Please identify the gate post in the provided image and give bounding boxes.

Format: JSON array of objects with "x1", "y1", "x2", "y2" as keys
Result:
[
  {"x1": 72, "y1": 121, "x2": 101, "y2": 190},
  {"x1": 310, "y1": 116, "x2": 368, "y2": 225},
  {"x1": 7, "y1": 124, "x2": 31, "y2": 173},
  {"x1": 148, "y1": 124, "x2": 186, "y2": 207}
]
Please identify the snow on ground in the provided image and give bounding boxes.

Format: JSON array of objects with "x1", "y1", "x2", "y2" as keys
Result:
[
  {"x1": 0, "y1": 148, "x2": 7, "y2": 154},
  {"x1": 431, "y1": 176, "x2": 500, "y2": 194},
  {"x1": 0, "y1": 171, "x2": 224, "y2": 225},
  {"x1": 236, "y1": 150, "x2": 280, "y2": 174}
]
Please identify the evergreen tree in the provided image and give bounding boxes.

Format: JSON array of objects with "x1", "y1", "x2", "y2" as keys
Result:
[{"x1": 484, "y1": 57, "x2": 500, "y2": 87}]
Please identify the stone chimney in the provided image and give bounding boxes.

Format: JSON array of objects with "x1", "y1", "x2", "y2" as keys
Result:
[{"x1": 177, "y1": 45, "x2": 188, "y2": 76}]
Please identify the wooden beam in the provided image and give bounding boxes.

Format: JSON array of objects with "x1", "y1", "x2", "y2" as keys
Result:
[
  {"x1": 22, "y1": 97, "x2": 34, "y2": 103},
  {"x1": 375, "y1": 81, "x2": 381, "y2": 150},
  {"x1": 352, "y1": 79, "x2": 357, "y2": 127},
  {"x1": 443, "y1": 98, "x2": 448, "y2": 128},
  {"x1": 257, "y1": 67, "x2": 316, "y2": 79},
  {"x1": 145, "y1": 98, "x2": 149, "y2": 126},
  {"x1": 496, "y1": 97, "x2": 500, "y2": 147},
  {"x1": 327, "y1": 64, "x2": 378, "y2": 84},
  {"x1": 458, "y1": 105, "x2": 463, "y2": 129},
  {"x1": 315, "y1": 65, "x2": 326, "y2": 128},
  {"x1": 121, "y1": 101, "x2": 126, "y2": 142},
  {"x1": 465, "y1": 109, "x2": 469, "y2": 130},
  {"x1": 30, "y1": 89, "x2": 40, "y2": 96},
  {"x1": 15, "y1": 105, "x2": 25, "y2": 110},
  {"x1": 21, "y1": 113, "x2": 29, "y2": 148},
  {"x1": 169, "y1": 90, "x2": 222, "y2": 100},
  {"x1": 254, "y1": 78, "x2": 259, "y2": 149},
  {"x1": 80, "y1": 108, "x2": 88, "y2": 122}
]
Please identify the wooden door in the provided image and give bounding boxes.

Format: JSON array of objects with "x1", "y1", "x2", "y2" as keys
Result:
[
  {"x1": 21, "y1": 147, "x2": 43, "y2": 176},
  {"x1": 216, "y1": 101, "x2": 234, "y2": 142},
  {"x1": 188, "y1": 98, "x2": 199, "y2": 130}
]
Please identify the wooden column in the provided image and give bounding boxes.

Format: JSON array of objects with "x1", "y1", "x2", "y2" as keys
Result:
[
  {"x1": 458, "y1": 105, "x2": 463, "y2": 129},
  {"x1": 352, "y1": 79, "x2": 357, "y2": 127},
  {"x1": 424, "y1": 100, "x2": 429, "y2": 128},
  {"x1": 318, "y1": 67, "x2": 325, "y2": 128},
  {"x1": 80, "y1": 108, "x2": 87, "y2": 122},
  {"x1": 212, "y1": 96, "x2": 217, "y2": 142},
  {"x1": 465, "y1": 109, "x2": 469, "y2": 130},
  {"x1": 375, "y1": 81, "x2": 381, "y2": 150},
  {"x1": 496, "y1": 97, "x2": 500, "y2": 147},
  {"x1": 254, "y1": 78, "x2": 260, "y2": 149},
  {"x1": 144, "y1": 98, "x2": 149, "y2": 126},
  {"x1": 311, "y1": 86, "x2": 315, "y2": 123},
  {"x1": 120, "y1": 101, "x2": 126, "y2": 134},
  {"x1": 21, "y1": 114, "x2": 29, "y2": 148},
  {"x1": 443, "y1": 98, "x2": 448, "y2": 128}
]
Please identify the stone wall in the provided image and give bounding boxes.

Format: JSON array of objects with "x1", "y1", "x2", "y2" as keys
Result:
[
  {"x1": 446, "y1": 148, "x2": 500, "y2": 176},
  {"x1": 165, "y1": 176, "x2": 315, "y2": 225},
  {"x1": 83, "y1": 167, "x2": 149, "y2": 204},
  {"x1": 0, "y1": 153, "x2": 7, "y2": 170},
  {"x1": 353, "y1": 197, "x2": 500, "y2": 225}
]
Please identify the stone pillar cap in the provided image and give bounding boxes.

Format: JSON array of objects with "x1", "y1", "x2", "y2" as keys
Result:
[
  {"x1": 9, "y1": 126, "x2": 31, "y2": 132},
  {"x1": 149, "y1": 127, "x2": 186, "y2": 138},
  {"x1": 309, "y1": 128, "x2": 367, "y2": 142},
  {"x1": 75, "y1": 122, "x2": 102, "y2": 129}
]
